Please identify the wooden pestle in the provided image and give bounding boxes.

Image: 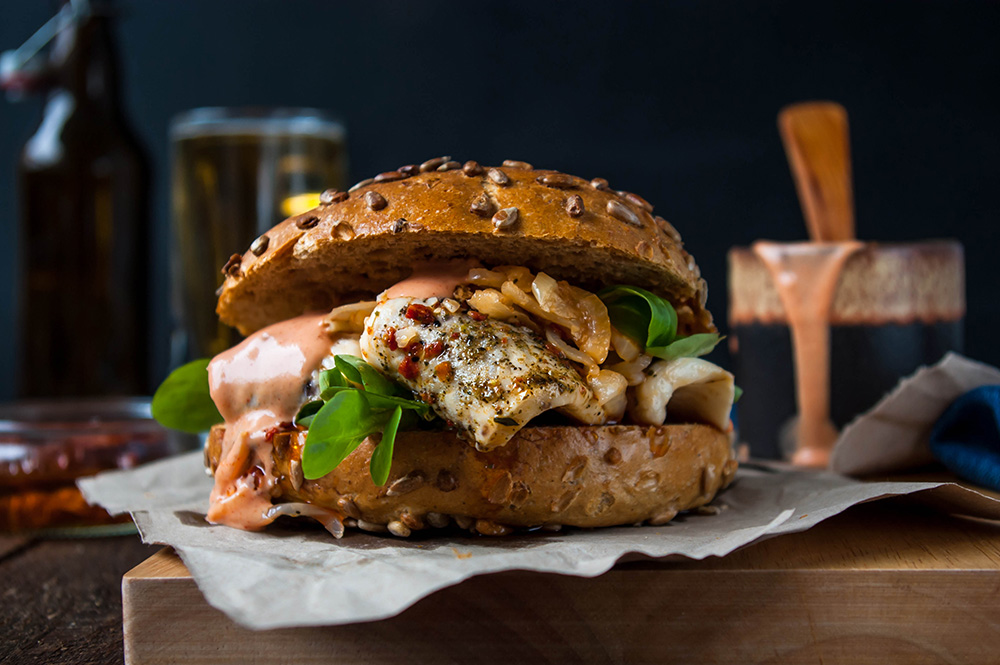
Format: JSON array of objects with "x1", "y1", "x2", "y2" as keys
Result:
[
  {"x1": 778, "y1": 102, "x2": 856, "y2": 242},
  {"x1": 769, "y1": 101, "x2": 862, "y2": 467}
]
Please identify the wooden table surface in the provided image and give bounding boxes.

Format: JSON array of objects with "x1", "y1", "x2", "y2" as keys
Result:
[
  {"x1": 0, "y1": 533, "x2": 154, "y2": 665},
  {"x1": 5, "y1": 498, "x2": 1000, "y2": 665}
]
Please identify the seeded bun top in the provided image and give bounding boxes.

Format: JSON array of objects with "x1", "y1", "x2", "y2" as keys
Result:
[{"x1": 217, "y1": 158, "x2": 711, "y2": 335}]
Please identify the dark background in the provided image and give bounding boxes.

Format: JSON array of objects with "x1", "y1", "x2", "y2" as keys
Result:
[{"x1": 2, "y1": 0, "x2": 998, "y2": 398}]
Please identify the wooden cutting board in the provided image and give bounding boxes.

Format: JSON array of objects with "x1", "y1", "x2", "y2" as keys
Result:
[{"x1": 122, "y1": 500, "x2": 1000, "y2": 665}]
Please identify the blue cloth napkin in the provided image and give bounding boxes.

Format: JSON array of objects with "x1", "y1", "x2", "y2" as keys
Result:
[{"x1": 930, "y1": 385, "x2": 1000, "y2": 491}]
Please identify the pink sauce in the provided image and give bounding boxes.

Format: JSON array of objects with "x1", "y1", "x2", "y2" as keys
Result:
[
  {"x1": 384, "y1": 259, "x2": 481, "y2": 299},
  {"x1": 206, "y1": 313, "x2": 335, "y2": 529},
  {"x1": 753, "y1": 241, "x2": 862, "y2": 468}
]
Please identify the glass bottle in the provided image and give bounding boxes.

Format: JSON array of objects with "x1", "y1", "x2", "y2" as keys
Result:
[{"x1": 15, "y1": 1, "x2": 150, "y2": 397}]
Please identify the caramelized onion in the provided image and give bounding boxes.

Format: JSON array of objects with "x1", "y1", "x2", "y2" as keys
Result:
[
  {"x1": 532, "y1": 272, "x2": 578, "y2": 322},
  {"x1": 502, "y1": 281, "x2": 575, "y2": 329},
  {"x1": 545, "y1": 327, "x2": 598, "y2": 376},
  {"x1": 468, "y1": 289, "x2": 518, "y2": 320},
  {"x1": 610, "y1": 353, "x2": 653, "y2": 386},
  {"x1": 508, "y1": 311, "x2": 542, "y2": 334},
  {"x1": 588, "y1": 369, "x2": 628, "y2": 421},
  {"x1": 467, "y1": 268, "x2": 506, "y2": 288},
  {"x1": 325, "y1": 301, "x2": 377, "y2": 333},
  {"x1": 264, "y1": 502, "x2": 346, "y2": 539},
  {"x1": 532, "y1": 273, "x2": 611, "y2": 364},
  {"x1": 496, "y1": 265, "x2": 534, "y2": 291},
  {"x1": 611, "y1": 326, "x2": 642, "y2": 362},
  {"x1": 575, "y1": 292, "x2": 612, "y2": 364}
]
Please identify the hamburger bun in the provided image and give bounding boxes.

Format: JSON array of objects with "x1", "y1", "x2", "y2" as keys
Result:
[
  {"x1": 216, "y1": 159, "x2": 711, "y2": 336},
  {"x1": 206, "y1": 422, "x2": 737, "y2": 534},
  {"x1": 205, "y1": 158, "x2": 735, "y2": 536}
]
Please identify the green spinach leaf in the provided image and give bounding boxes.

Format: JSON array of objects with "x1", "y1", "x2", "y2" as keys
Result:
[
  {"x1": 369, "y1": 406, "x2": 402, "y2": 485},
  {"x1": 301, "y1": 355, "x2": 437, "y2": 484},
  {"x1": 294, "y1": 399, "x2": 324, "y2": 427},
  {"x1": 599, "y1": 286, "x2": 725, "y2": 362},
  {"x1": 598, "y1": 285, "x2": 678, "y2": 350},
  {"x1": 150, "y1": 359, "x2": 223, "y2": 434},
  {"x1": 649, "y1": 332, "x2": 723, "y2": 362},
  {"x1": 335, "y1": 355, "x2": 398, "y2": 396},
  {"x1": 301, "y1": 391, "x2": 379, "y2": 480}
]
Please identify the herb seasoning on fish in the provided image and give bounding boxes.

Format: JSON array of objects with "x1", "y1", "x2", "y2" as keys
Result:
[{"x1": 361, "y1": 296, "x2": 604, "y2": 450}]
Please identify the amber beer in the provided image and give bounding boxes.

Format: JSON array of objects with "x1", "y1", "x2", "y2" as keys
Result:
[
  {"x1": 170, "y1": 109, "x2": 346, "y2": 362},
  {"x1": 728, "y1": 242, "x2": 964, "y2": 460}
]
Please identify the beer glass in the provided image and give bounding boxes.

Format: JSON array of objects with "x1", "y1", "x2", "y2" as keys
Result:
[{"x1": 169, "y1": 108, "x2": 347, "y2": 364}]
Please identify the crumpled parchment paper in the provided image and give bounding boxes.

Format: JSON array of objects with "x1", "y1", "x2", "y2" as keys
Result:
[
  {"x1": 79, "y1": 449, "x2": 1000, "y2": 630},
  {"x1": 831, "y1": 353, "x2": 1000, "y2": 476}
]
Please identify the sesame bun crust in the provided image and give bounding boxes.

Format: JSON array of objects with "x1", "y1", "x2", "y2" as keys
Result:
[
  {"x1": 217, "y1": 159, "x2": 711, "y2": 336},
  {"x1": 206, "y1": 423, "x2": 737, "y2": 533}
]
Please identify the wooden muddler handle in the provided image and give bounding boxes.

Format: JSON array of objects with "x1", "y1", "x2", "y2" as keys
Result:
[{"x1": 779, "y1": 102, "x2": 856, "y2": 242}]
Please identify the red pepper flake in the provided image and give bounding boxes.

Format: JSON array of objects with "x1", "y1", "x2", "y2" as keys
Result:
[
  {"x1": 384, "y1": 327, "x2": 398, "y2": 351},
  {"x1": 545, "y1": 342, "x2": 565, "y2": 358},
  {"x1": 405, "y1": 303, "x2": 436, "y2": 324},
  {"x1": 424, "y1": 340, "x2": 444, "y2": 359},
  {"x1": 403, "y1": 338, "x2": 423, "y2": 353},
  {"x1": 399, "y1": 354, "x2": 420, "y2": 380},
  {"x1": 435, "y1": 361, "x2": 453, "y2": 381},
  {"x1": 450, "y1": 332, "x2": 460, "y2": 340},
  {"x1": 469, "y1": 310, "x2": 487, "y2": 321}
]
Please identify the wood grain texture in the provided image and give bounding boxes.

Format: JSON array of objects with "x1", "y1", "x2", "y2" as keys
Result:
[
  {"x1": 779, "y1": 101, "x2": 855, "y2": 242},
  {"x1": 123, "y1": 501, "x2": 1000, "y2": 664},
  {"x1": 1, "y1": 536, "x2": 155, "y2": 665},
  {"x1": 727, "y1": 241, "x2": 965, "y2": 325}
]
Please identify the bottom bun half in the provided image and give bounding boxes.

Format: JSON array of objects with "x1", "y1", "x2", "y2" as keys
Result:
[{"x1": 206, "y1": 424, "x2": 737, "y2": 534}]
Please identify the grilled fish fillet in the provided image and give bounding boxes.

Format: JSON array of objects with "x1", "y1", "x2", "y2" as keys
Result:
[{"x1": 360, "y1": 297, "x2": 604, "y2": 450}]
